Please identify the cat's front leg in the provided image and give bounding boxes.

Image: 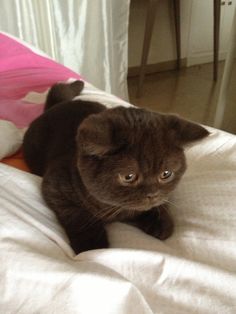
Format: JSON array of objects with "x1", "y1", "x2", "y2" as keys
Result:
[
  {"x1": 45, "y1": 202, "x2": 109, "y2": 254},
  {"x1": 42, "y1": 161, "x2": 109, "y2": 255},
  {"x1": 127, "y1": 205, "x2": 174, "y2": 240},
  {"x1": 56, "y1": 210, "x2": 109, "y2": 255}
]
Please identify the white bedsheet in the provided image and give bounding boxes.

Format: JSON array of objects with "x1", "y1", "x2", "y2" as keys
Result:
[
  {"x1": 0, "y1": 120, "x2": 24, "y2": 159},
  {"x1": 1, "y1": 124, "x2": 236, "y2": 313}
]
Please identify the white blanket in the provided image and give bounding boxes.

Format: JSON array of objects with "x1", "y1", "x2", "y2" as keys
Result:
[{"x1": 1, "y1": 123, "x2": 236, "y2": 313}]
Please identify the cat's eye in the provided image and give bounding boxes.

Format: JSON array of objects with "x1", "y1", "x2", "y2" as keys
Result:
[
  {"x1": 119, "y1": 173, "x2": 138, "y2": 184},
  {"x1": 159, "y1": 170, "x2": 174, "y2": 183}
]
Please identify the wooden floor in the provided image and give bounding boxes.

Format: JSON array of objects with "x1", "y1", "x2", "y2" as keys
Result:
[{"x1": 128, "y1": 62, "x2": 236, "y2": 134}]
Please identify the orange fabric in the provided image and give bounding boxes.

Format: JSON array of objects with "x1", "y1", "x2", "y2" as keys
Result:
[{"x1": 1, "y1": 149, "x2": 30, "y2": 172}]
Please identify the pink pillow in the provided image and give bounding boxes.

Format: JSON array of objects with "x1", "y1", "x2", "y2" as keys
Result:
[{"x1": 0, "y1": 33, "x2": 83, "y2": 127}]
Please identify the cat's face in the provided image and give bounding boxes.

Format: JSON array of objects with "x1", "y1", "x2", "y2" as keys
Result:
[{"x1": 77, "y1": 107, "x2": 209, "y2": 216}]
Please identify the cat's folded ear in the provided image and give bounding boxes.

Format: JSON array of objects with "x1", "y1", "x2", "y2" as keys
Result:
[
  {"x1": 164, "y1": 114, "x2": 210, "y2": 145},
  {"x1": 77, "y1": 114, "x2": 115, "y2": 156}
]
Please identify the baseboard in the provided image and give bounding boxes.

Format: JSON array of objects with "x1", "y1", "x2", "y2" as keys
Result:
[
  {"x1": 128, "y1": 58, "x2": 187, "y2": 77},
  {"x1": 187, "y1": 51, "x2": 227, "y2": 67},
  {"x1": 128, "y1": 52, "x2": 228, "y2": 77}
]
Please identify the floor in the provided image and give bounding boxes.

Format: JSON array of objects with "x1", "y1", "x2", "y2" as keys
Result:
[{"x1": 128, "y1": 62, "x2": 236, "y2": 134}]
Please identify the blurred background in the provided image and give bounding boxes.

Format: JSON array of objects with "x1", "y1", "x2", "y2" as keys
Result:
[
  {"x1": 0, "y1": 0, "x2": 236, "y2": 133},
  {"x1": 128, "y1": 0, "x2": 236, "y2": 134}
]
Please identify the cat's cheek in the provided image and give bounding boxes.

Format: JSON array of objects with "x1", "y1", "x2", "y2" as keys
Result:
[{"x1": 81, "y1": 178, "x2": 120, "y2": 205}]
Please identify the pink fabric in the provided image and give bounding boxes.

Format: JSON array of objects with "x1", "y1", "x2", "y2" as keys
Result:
[{"x1": 0, "y1": 33, "x2": 82, "y2": 127}]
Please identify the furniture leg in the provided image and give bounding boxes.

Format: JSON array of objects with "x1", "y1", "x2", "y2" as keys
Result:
[
  {"x1": 137, "y1": 0, "x2": 158, "y2": 97},
  {"x1": 213, "y1": 0, "x2": 221, "y2": 81},
  {"x1": 173, "y1": 0, "x2": 181, "y2": 70}
]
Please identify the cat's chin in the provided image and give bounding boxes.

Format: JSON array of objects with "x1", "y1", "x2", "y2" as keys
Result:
[{"x1": 122, "y1": 199, "x2": 166, "y2": 212}]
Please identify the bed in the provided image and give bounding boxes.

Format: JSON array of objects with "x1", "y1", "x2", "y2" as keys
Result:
[{"x1": 0, "y1": 33, "x2": 236, "y2": 314}]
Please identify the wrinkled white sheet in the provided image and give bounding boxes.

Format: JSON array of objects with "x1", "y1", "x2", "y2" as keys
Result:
[
  {"x1": 1, "y1": 33, "x2": 235, "y2": 313},
  {"x1": 0, "y1": 120, "x2": 24, "y2": 159},
  {"x1": 1, "y1": 124, "x2": 236, "y2": 313}
]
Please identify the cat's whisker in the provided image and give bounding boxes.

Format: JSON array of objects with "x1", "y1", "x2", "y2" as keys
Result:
[
  {"x1": 80, "y1": 195, "x2": 119, "y2": 222},
  {"x1": 75, "y1": 203, "x2": 121, "y2": 230},
  {"x1": 78, "y1": 216, "x2": 101, "y2": 231},
  {"x1": 104, "y1": 209, "x2": 122, "y2": 222},
  {"x1": 103, "y1": 206, "x2": 124, "y2": 221},
  {"x1": 77, "y1": 207, "x2": 119, "y2": 231},
  {"x1": 164, "y1": 199, "x2": 180, "y2": 210},
  {"x1": 125, "y1": 208, "x2": 137, "y2": 219},
  {"x1": 92, "y1": 204, "x2": 123, "y2": 222},
  {"x1": 84, "y1": 193, "x2": 123, "y2": 219}
]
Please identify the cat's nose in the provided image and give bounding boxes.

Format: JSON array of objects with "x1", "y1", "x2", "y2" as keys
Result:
[{"x1": 147, "y1": 192, "x2": 159, "y2": 199}]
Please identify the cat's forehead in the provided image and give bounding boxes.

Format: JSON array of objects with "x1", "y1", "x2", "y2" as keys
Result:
[
  {"x1": 118, "y1": 137, "x2": 175, "y2": 174},
  {"x1": 117, "y1": 107, "x2": 164, "y2": 129},
  {"x1": 116, "y1": 144, "x2": 182, "y2": 176},
  {"x1": 112, "y1": 107, "x2": 166, "y2": 144},
  {"x1": 108, "y1": 107, "x2": 183, "y2": 170}
]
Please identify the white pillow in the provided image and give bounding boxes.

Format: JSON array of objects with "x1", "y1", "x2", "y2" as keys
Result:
[{"x1": 0, "y1": 120, "x2": 25, "y2": 159}]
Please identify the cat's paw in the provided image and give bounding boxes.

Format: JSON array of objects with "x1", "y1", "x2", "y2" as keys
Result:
[
  {"x1": 148, "y1": 206, "x2": 174, "y2": 240},
  {"x1": 151, "y1": 207, "x2": 174, "y2": 240},
  {"x1": 131, "y1": 206, "x2": 174, "y2": 241},
  {"x1": 70, "y1": 228, "x2": 109, "y2": 255}
]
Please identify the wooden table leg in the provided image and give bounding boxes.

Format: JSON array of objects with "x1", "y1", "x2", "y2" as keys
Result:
[
  {"x1": 213, "y1": 0, "x2": 221, "y2": 81},
  {"x1": 137, "y1": 0, "x2": 158, "y2": 97},
  {"x1": 173, "y1": 0, "x2": 181, "y2": 70}
]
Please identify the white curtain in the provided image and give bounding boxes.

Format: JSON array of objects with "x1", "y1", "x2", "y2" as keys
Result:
[{"x1": 0, "y1": 0, "x2": 130, "y2": 99}]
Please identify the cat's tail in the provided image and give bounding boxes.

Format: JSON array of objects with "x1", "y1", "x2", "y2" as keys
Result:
[{"x1": 44, "y1": 80, "x2": 84, "y2": 111}]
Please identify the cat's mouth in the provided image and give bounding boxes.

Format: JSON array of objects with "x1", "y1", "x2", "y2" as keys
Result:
[{"x1": 122, "y1": 198, "x2": 166, "y2": 212}]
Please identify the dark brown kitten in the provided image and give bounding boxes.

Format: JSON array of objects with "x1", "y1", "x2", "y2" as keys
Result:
[{"x1": 23, "y1": 81, "x2": 209, "y2": 254}]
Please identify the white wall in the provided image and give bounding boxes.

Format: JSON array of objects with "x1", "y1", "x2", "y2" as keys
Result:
[
  {"x1": 187, "y1": 0, "x2": 236, "y2": 66},
  {"x1": 128, "y1": 0, "x2": 235, "y2": 68}
]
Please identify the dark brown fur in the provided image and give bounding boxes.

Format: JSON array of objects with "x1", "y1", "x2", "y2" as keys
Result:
[{"x1": 23, "y1": 81, "x2": 209, "y2": 254}]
